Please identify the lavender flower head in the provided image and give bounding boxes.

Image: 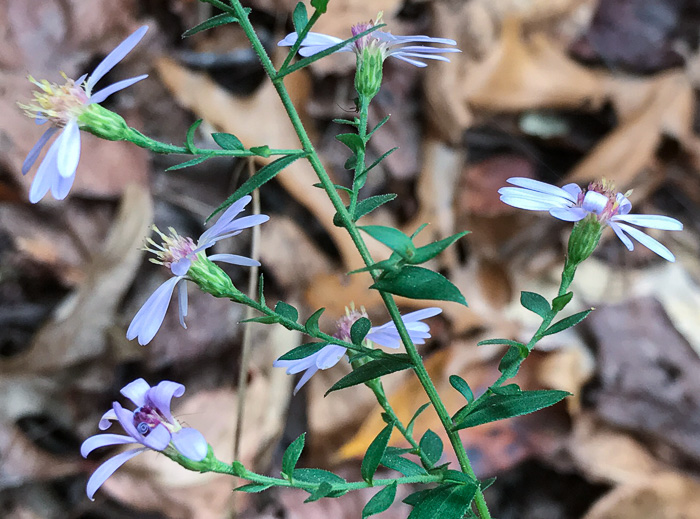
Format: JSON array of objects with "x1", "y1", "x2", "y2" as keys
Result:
[
  {"x1": 278, "y1": 12, "x2": 460, "y2": 68},
  {"x1": 127, "y1": 195, "x2": 268, "y2": 345},
  {"x1": 499, "y1": 177, "x2": 683, "y2": 262},
  {"x1": 19, "y1": 26, "x2": 149, "y2": 203},
  {"x1": 80, "y1": 378, "x2": 208, "y2": 500},
  {"x1": 274, "y1": 306, "x2": 442, "y2": 394}
]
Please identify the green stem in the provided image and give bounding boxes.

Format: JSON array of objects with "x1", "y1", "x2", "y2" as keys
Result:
[
  {"x1": 348, "y1": 95, "x2": 370, "y2": 217},
  {"x1": 228, "y1": 3, "x2": 491, "y2": 517}
]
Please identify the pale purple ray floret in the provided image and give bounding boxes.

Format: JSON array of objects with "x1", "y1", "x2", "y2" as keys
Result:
[
  {"x1": 278, "y1": 15, "x2": 460, "y2": 68},
  {"x1": 127, "y1": 195, "x2": 268, "y2": 346},
  {"x1": 20, "y1": 26, "x2": 149, "y2": 203},
  {"x1": 80, "y1": 378, "x2": 208, "y2": 500},
  {"x1": 498, "y1": 177, "x2": 683, "y2": 262},
  {"x1": 274, "y1": 307, "x2": 442, "y2": 394}
]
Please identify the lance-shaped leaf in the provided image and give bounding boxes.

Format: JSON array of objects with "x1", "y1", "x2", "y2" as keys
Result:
[
  {"x1": 521, "y1": 291, "x2": 551, "y2": 318},
  {"x1": 453, "y1": 389, "x2": 570, "y2": 429},
  {"x1": 371, "y1": 266, "x2": 468, "y2": 306},
  {"x1": 419, "y1": 429, "x2": 443, "y2": 468},
  {"x1": 183, "y1": 13, "x2": 245, "y2": 37},
  {"x1": 351, "y1": 317, "x2": 371, "y2": 345},
  {"x1": 365, "y1": 147, "x2": 398, "y2": 175},
  {"x1": 212, "y1": 132, "x2": 244, "y2": 151},
  {"x1": 304, "y1": 307, "x2": 325, "y2": 335},
  {"x1": 407, "y1": 483, "x2": 477, "y2": 519},
  {"x1": 333, "y1": 194, "x2": 397, "y2": 226},
  {"x1": 543, "y1": 309, "x2": 592, "y2": 336},
  {"x1": 292, "y1": 2, "x2": 309, "y2": 32},
  {"x1": 362, "y1": 482, "x2": 397, "y2": 518},
  {"x1": 360, "y1": 226, "x2": 416, "y2": 260},
  {"x1": 207, "y1": 154, "x2": 301, "y2": 222},
  {"x1": 498, "y1": 345, "x2": 526, "y2": 378},
  {"x1": 406, "y1": 403, "x2": 430, "y2": 437},
  {"x1": 185, "y1": 119, "x2": 202, "y2": 153},
  {"x1": 277, "y1": 342, "x2": 329, "y2": 361},
  {"x1": 326, "y1": 356, "x2": 413, "y2": 395},
  {"x1": 362, "y1": 422, "x2": 393, "y2": 483},
  {"x1": 381, "y1": 448, "x2": 427, "y2": 476},
  {"x1": 275, "y1": 301, "x2": 299, "y2": 322},
  {"x1": 449, "y1": 375, "x2": 474, "y2": 403},
  {"x1": 367, "y1": 115, "x2": 390, "y2": 140},
  {"x1": 234, "y1": 483, "x2": 272, "y2": 493},
  {"x1": 165, "y1": 155, "x2": 211, "y2": 171},
  {"x1": 336, "y1": 133, "x2": 365, "y2": 154},
  {"x1": 282, "y1": 433, "x2": 305, "y2": 479},
  {"x1": 304, "y1": 481, "x2": 334, "y2": 503},
  {"x1": 409, "y1": 232, "x2": 469, "y2": 265},
  {"x1": 552, "y1": 292, "x2": 574, "y2": 312}
]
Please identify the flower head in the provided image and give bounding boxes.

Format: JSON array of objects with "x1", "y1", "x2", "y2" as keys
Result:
[
  {"x1": 19, "y1": 26, "x2": 149, "y2": 203},
  {"x1": 80, "y1": 378, "x2": 208, "y2": 500},
  {"x1": 127, "y1": 195, "x2": 269, "y2": 345},
  {"x1": 273, "y1": 307, "x2": 442, "y2": 394},
  {"x1": 278, "y1": 14, "x2": 460, "y2": 68},
  {"x1": 499, "y1": 177, "x2": 683, "y2": 262}
]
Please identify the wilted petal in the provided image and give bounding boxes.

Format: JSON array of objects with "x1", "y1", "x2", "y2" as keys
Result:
[
  {"x1": 89, "y1": 74, "x2": 148, "y2": 104},
  {"x1": 86, "y1": 26, "x2": 148, "y2": 92},
  {"x1": 171, "y1": 427, "x2": 208, "y2": 461},
  {"x1": 146, "y1": 380, "x2": 185, "y2": 423},
  {"x1": 208, "y1": 253, "x2": 260, "y2": 267},
  {"x1": 56, "y1": 118, "x2": 81, "y2": 178},
  {"x1": 23, "y1": 127, "x2": 57, "y2": 175},
  {"x1": 81, "y1": 433, "x2": 138, "y2": 457},
  {"x1": 613, "y1": 222, "x2": 676, "y2": 262},
  {"x1": 99, "y1": 409, "x2": 118, "y2": 430},
  {"x1": 126, "y1": 276, "x2": 183, "y2": 345},
  {"x1": 86, "y1": 447, "x2": 147, "y2": 500},
  {"x1": 120, "y1": 378, "x2": 151, "y2": 407},
  {"x1": 612, "y1": 214, "x2": 683, "y2": 231},
  {"x1": 29, "y1": 135, "x2": 61, "y2": 204}
]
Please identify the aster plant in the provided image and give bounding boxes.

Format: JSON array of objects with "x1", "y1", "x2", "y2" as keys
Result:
[{"x1": 19, "y1": 1, "x2": 685, "y2": 518}]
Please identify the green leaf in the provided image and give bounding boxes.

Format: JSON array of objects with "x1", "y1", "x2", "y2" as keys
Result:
[
  {"x1": 240, "y1": 315, "x2": 277, "y2": 324},
  {"x1": 207, "y1": 154, "x2": 300, "y2": 222},
  {"x1": 411, "y1": 224, "x2": 429, "y2": 239},
  {"x1": 480, "y1": 477, "x2": 497, "y2": 491},
  {"x1": 477, "y1": 338, "x2": 526, "y2": 349},
  {"x1": 325, "y1": 357, "x2": 413, "y2": 395},
  {"x1": 362, "y1": 482, "x2": 397, "y2": 518},
  {"x1": 336, "y1": 133, "x2": 365, "y2": 154},
  {"x1": 365, "y1": 147, "x2": 398, "y2": 174},
  {"x1": 185, "y1": 119, "x2": 202, "y2": 153},
  {"x1": 249, "y1": 145, "x2": 272, "y2": 157},
  {"x1": 292, "y1": 2, "x2": 309, "y2": 32},
  {"x1": 360, "y1": 226, "x2": 416, "y2": 260},
  {"x1": 552, "y1": 292, "x2": 574, "y2": 312},
  {"x1": 381, "y1": 450, "x2": 427, "y2": 477},
  {"x1": 305, "y1": 308, "x2": 325, "y2": 335},
  {"x1": 449, "y1": 375, "x2": 473, "y2": 403},
  {"x1": 347, "y1": 256, "x2": 402, "y2": 275},
  {"x1": 520, "y1": 291, "x2": 551, "y2": 318},
  {"x1": 406, "y1": 403, "x2": 430, "y2": 437},
  {"x1": 182, "y1": 13, "x2": 239, "y2": 37},
  {"x1": 275, "y1": 301, "x2": 299, "y2": 322},
  {"x1": 410, "y1": 232, "x2": 469, "y2": 265},
  {"x1": 282, "y1": 433, "x2": 305, "y2": 479},
  {"x1": 403, "y1": 489, "x2": 431, "y2": 506},
  {"x1": 350, "y1": 317, "x2": 372, "y2": 345},
  {"x1": 333, "y1": 118, "x2": 358, "y2": 126},
  {"x1": 304, "y1": 481, "x2": 334, "y2": 503},
  {"x1": 498, "y1": 345, "x2": 525, "y2": 378},
  {"x1": 258, "y1": 273, "x2": 266, "y2": 306},
  {"x1": 453, "y1": 389, "x2": 570, "y2": 429},
  {"x1": 489, "y1": 384, "x2": 521, "y2": 396},
  {"x1": 442, "y1": 470, "x2": 476, "y2": 485},
  {"x1": 367, "y1": 115, "x2": 390, "y2": 140},
  {"x1": 362, "y1": 422, "x2": 393, "y2": 483},
  {"x1": 277, "y1": 342, "x2": 328, "y2": 361},
  {"x1": 543, "y1": 309, "x2": 592, "y2": 336},
  {"x1": 212, "y1": 132, "x2": 244, "y2": 150},
  {"x1": 310, "y1": 0, "x2": 329, "y2": 13},
  {"x1": 371, "y1": 266, "x2": 467, "y2": 306},
  {"x1": 419, "y1": 429, "x2": 443, "y2": 468},
  {"x1": 355, "y1": 194, "x2": 397, "y2": 220},
  {"x1": 165, "y1": 155, "x2": 211, "y2": 171},
  {"x1": 312, "y1": 182, "x2": 354, "y2": 194},
  {"x1": 407, "y1": 483, "x2": 477, "y2": 519},
  {"x1": 234, "y1": 483, "x2": 272, "y2": 493}
]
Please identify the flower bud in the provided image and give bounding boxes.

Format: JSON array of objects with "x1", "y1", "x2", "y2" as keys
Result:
[
  {"x1": 187, "y1": 255, "x2": 235, "y2": 298},
  {"x1": 354, "y1": 47, "x2": 384, "y2": 100},
  {"x1": 78, "y1": 104, "x2": 131, "y2": 141}
]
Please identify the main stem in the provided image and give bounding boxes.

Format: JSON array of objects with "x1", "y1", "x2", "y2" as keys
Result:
[{"x1": 229, "y1": 4, "x2": 491, "y2": 517}]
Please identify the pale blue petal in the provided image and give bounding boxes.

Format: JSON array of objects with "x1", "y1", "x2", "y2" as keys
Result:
[
  {"x1": 120, "y1": 378, "x2": 150, "y2": 407},
  {"x1": 609, "y1": 222, "x2": 634, "y2": 251},
  {"x1": 89, "y1": 74, "x2": 148, "y2": 104},
  {"x1": 315, "y1": 345, "x2": 347, "y2": 370},
  {"x1": 581, "y1": 191, "x2": 608, "y2": 215},
  {"x1": 208, "y1": 253, "x2": 260, "y2": 267},
  {"x1": 86, "y1": 447, "x2": 146, "y2": 500},
  {"x1": 278, "y1": 31, "x2": 344, "y2": 48},
  {"x1": 199, "y1": 195, "x2": 251, "y2": 245},
  {"x1": 378, "y1": 33, "x2": 457, "y2": 46},
  {"x1": 81, "y1": 434, "x2": 138, "y2": 457},
  {"x1": 613, "y1": 223, "x2": 675, "y2": 262},
  {"x1": 561, "y1": 183, "x2": 582, "y2": 198},
  {"x1": 505, "y1": 177, "x2": 578, "y2": 202},
  {"x1": 99, "y1": 409, "x2": 117, "y2": 430},
  {"x1": 171, "y1": 428, "x2": 208, "y2": 461},
  {"x1": 51, "y1": 167, "x2": 76, "y2": 200},
  {"x1": 56, "y1": 118, "x2": 81, "y2": 178},
  {"x1": 611, "y1": 214, "x2": 683, "y2": 231},
  {"x1": 390, "y1": 51, "x2": 452, "y2": 63},
  {"x1": 293, "y1": 366, "x2": 319, "y2": 395},
  {"x1": 400, "y1": 308, "x2": 442, "y2": 322},
  {"x1": 86, "y1": 26, "x2": 148, "y2": 92},
  {"x1": 29, "y1": 135, "x2": 61, "y2": 203},
  {"x1": 114, "y1": 403, "x2": 171, "y2": 451},
  {"x1": 498, "y1": 187, "x2": 573, "y2": 207},
  {"x1": 549, "y1": 207, "x2": 588, "y2": 221},
  {"x1": 23, "y1": 127, "x2": 58, "y2": 175},
  {"x1": 391, "y1": 55, "x2": 428, "y2": 67},
  {"x1": 177, "y1": 281, "x2": 188, "y2": 329},
  {"x1": 147, "y1": 381, "x2": 185, "y2": 424},
  {"x1": 499, "y1": 195, "x2": 564, "y2": 212},
  {"x1": 126, "y1": 276, "x2": 182, "y2": 345},
  {"x1": 170, "y1": 257, "x2": 191, "y2": 276}
]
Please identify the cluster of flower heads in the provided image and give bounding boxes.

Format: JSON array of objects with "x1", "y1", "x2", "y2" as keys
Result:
[
  {"x1": 499, "y1": 177, "x2": 683, "y2": 262},
  {"x1": 127, "y1": 195, "x2": 268, "y2": 345},
  {"x1": 81, "y1": 379, "x2": 207, "y2": 500},
  {"x1": 278, "y1": 13, "x2": 460, "y2": 68},
  {"x1": 20, "y1": 26, "x2": 148, "y2": 203},
  {"x1": 274, "y1": 306, "x2": 442, "y2": 394}
]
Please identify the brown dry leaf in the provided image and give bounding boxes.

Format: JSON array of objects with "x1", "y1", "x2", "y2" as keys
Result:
[
  {"x1": 582, "y1": 472, "x2": 700, "y2": 519},
  {"x1": 463, "y1": 18, "x2": 605, "y2": 112},
  {"x1": 0, "y1": 185, "x2": 152, "y2": 374},
  {"x1": 567, "y1": 72, "x2": 698, "y2": 187}
]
